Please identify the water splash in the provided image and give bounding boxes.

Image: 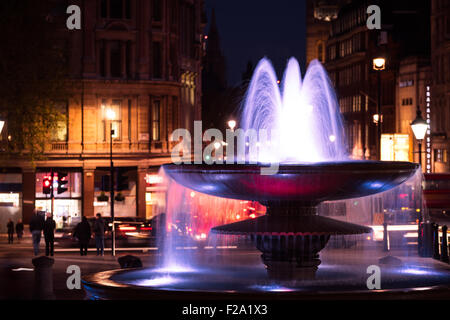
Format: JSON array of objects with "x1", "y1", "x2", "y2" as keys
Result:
[
  {"x1": 158, "y1": 167, "x2": 265, "y2": 270},
  {"x1": 241, "y1": 57, "x2": 346, "y2": 162}
]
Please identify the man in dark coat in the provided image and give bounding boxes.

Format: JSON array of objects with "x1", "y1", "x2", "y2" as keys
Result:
[
  {"x1": 15, "y1": 219, "x2": 24, "y2": 243},
  {"x1": 74, "y1": 216, "x2": 91, "y2": 256},
  {"x1": 7, "y1": 219, "x2": 14, "y2": 244},
  {"x1": 43, "y1": 213, "x2": 56, "y2": 256},
  {"x1": 93, "y1": 213, "x2": 105, "y2": 256},
  {"x1": 29, "y1": 211, "x2": 45, "y2": 256}
]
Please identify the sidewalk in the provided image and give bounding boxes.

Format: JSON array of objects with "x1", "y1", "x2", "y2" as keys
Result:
[{"x1": 0, "y1": 248, "x2": 159, "y2": 300}]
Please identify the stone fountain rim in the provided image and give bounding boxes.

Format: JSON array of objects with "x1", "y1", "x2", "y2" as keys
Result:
[
  {"x1": 82, "y1": 268, "x2": 450, "y2": 300},
  {"x1": 163, "y1": 161, "x2": 419, "y2": 175}
]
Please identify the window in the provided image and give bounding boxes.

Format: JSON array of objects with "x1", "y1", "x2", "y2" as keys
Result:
[
  {"x1": 317, "y1": 42, "x2": 324, "y2": 62},
  {"x1": 401, "y1": 98, "x2": 413, "y2": 106},
  {"x1": 101, "y1": 0, "x2": 131, "y2": 19},
  {"x1": 101, "y1": 0, "x2": 108, "y2": 18},
  {"x1": 110, "y1": 0, "x2": 123, "y2": 18},
  {"x1": 152, "y1": 100, "x2": 161, "y2": 141},
  {"x1": 110, "y1": 41, "x2": 121, "y2": 77},
  {"x1": 152, "y1": 42, "x2": 162, "y2": 79},
  {"x1": 434, "y1": 149, "x2": 448, "y2": 163},
  {"x1": 99, "y1": 41, "x2": 106, "y2": 77},
  {"x1": 328, "y1": 45, "x2": 336, "y2": 61},
  {"x1": 102, "y1": 99, "x2": 122, "y2": 141},
  {"x1": 152, "y1": 0, "x2": 162, "y2": 22},
  {"x1": 51, "y1": 102, "x2": 68, "y2": 142}
]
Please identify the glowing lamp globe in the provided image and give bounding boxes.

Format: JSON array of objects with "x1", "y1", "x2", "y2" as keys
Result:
[
  {"x1": 372, "y1": 57, "x2": 386, "y2": 71},
  {"x1": 411, "y1": 108, "x2": 428, "y2": 140}
]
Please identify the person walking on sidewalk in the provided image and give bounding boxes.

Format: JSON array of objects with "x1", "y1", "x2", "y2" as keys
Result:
[
  {"x1": 93, "y1": 213, "x2": 105, "y2": 256},
  {"x1": 44, "y1": 212, "x2": 56, "y2": 256},
  {"x1": 16, "y1": 219, "x2": 24, "y2": 243},
  {"x1": 74, "y1": 216, "x2": 91, "y2": 256},
  {"x1": 7, "y1": 219, "x2": 14, "y2": 244},
  {"x1": 29, "y1": 210, "x2": 45, "y2": 256}
]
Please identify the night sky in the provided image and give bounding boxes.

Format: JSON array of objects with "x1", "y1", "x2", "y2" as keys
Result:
[{"x1": 204, "y1": 0, "x2": 307, "y2": 87}]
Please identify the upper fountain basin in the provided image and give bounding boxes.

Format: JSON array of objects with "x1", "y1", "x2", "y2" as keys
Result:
[{"x1": 163, "y1": 161, "x2": 419, "y2": 203}]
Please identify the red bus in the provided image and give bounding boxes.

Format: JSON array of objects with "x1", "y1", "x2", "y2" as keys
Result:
[{"x1": 423, "y1": 173, "x2": 450, "y2": 223}]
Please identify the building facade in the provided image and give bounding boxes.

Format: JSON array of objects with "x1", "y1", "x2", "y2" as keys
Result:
[
  {"x1": 0, "y1": 0, "x2": 205, "y2": 230},
  {"x1": 430, "y1": 0, "x2": 450, "y2": 173},
  {"x1": 395, "y1": 56, "x2": 432, "y2": 168},
  {"x1": 306, "y1": 0, "x2": 431, "y2": 163}
]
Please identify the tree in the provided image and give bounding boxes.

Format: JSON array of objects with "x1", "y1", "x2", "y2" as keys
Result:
[{"x1": 0, "y1": 0, "x2": 72, "y2": 162}]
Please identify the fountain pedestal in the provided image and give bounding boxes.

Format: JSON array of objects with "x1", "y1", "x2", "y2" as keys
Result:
[
  {"x1": 212, "y1": 202, "x2": 371, "y2": 279},
  {"x1": 164, "y1": 161, "x2": 418, "y2": 279}
]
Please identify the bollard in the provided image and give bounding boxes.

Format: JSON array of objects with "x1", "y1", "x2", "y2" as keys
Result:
[
  {"x1": 433, "y1": 223, "x2": 440, "y2": 260},
  {"x1": 418, "y1": 222, "x2": 423, "y2": 256},
  {"x1": 383, "y1": 222, "x2": 389, "y2": 252},
  {"x1": 422, "y1": 222, "x2": 434, "y2": 257},
  {"x1": 32, "y1": 256, "x2": 55, "y2": 300},
  {"x1": 118, "y1": 255, "x2": 143, "y2": 269},
  {"x1": 441, "y1": 225, "x2": 449, "y2": 263}
]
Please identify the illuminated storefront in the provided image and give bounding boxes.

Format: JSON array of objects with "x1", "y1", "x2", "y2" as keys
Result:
[
  {"x1": 381, "y1": 134, "x2": 410, "y2": 161},
  {"x1": 145, "y1": 173, "x2": 166, "y2": 219},
  {"x1": 93, "y1": 167, "x2": 137, "y2": 218},
  {"x1": 35, "y1": 170, "x2": 82, "y2": 229},
  {"x1": 0, "y1": 172, "x2": 22, "y2": 233}
]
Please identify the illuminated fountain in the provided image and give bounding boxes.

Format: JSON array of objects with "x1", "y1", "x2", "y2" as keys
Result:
[
  {"x1": 163, "y1": 57, "x2": 417, "y2": 278},
  {"x1": 83, "y1": 58, "x2": 450, "y2": 298}
]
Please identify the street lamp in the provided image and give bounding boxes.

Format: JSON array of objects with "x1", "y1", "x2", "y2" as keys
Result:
[
  {"x1": 227, "y1": 120, "x2": 236, "y2": 132},
  {"x1": 373, "y1": 57, "x2": 386, "y2": 160},
  {"x1": 105, "y1": 107, "x2": 116, "y2": 256},
  {"x1": 410, "y1": 105, "x2": 428, "y2": 168}
]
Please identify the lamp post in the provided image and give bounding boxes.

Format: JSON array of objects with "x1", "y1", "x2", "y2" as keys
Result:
[
  {"x1": 106, "y1": 108, "x2": 116, "y2": 256},
  {"x1": 373, "y1": 57, "x2": 385, "y2": 160},
  {"x1": 410, "y1": 105, "x2": 428, "y2": 168}
]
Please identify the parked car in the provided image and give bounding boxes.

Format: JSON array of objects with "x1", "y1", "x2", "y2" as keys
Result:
[{"x1": 55, "y1": 216, "x2": 155, "y2": 248}]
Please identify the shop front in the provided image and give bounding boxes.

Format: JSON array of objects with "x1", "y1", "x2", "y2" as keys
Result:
[
  {"x1": 145, "y1": 172, "x2": 166, "y2": 220},
  {"x1": 0, "y1": 172, "x2": 22, "y2": 233},
  {"x1": 35, "y1": 169, "x2": 82, "y2": 230},
  {"x1": 93, "y1": 167, "x2": 137, "y2": 218}
]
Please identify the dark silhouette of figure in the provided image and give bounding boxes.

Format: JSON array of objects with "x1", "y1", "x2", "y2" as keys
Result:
[
  {"x1": 7, "y1": 219, "x2": 14, "y2": 244},
  {"x1": 43, "y1": 213, "x2": 56, "y2": 256},
  {"x1": 15, "y1": 219, "x2": 24, "y2": 243},
  {"x1": 93, "y1": 213, "x2": 105, "y2": 256},
  {"x1": 74, "y1": 216, "x2": 91, "y2": 256},
  {"x1": 30, "y1": 210, "x2": 45, "y2": 256}
]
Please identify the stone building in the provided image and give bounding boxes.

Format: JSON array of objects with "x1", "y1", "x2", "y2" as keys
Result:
[
  {"x1": 0, "y1": 0, "x2": 205, "y2": 230},
  {"x1": 430, "y1": 0, "x2": 450, "y2": 172},
  {"x1": 306, "y1": 0, "x2": 430, "y2": 162}
]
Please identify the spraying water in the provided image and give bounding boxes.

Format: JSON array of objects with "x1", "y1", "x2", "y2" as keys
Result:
[{"x1": 241, "y1": 57, "x2": 346, "y2": 162}]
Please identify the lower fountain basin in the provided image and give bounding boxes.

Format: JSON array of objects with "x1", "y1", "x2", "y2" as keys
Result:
[{"x1": 82, "y1": 259, "x2": 450, "y2": 300}]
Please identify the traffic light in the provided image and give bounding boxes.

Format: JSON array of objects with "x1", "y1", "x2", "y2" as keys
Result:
[
  {"x1": 57, "y1": 172, "x2": 69, "y2": 194},
  {"x1": 43, "y1": 175, "x2": 52, "y2": 194}
]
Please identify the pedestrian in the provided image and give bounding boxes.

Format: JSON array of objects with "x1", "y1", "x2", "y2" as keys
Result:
[
  {"x1": 43, "y1": 212, "x2": 56, "y2": 256},
  {"x1": 29, "y1": 210, "x2": 45, "y2": 256},
  {"x1": 93, "y1": 213, "x2": 105, "y2": 256},
  {"x1": 73, "y1": 216, "x2": 91, "y2": 256},
  {"x1": 15, "y1": 219, "x2": 24, "y2": 243},
  {"x1": 7, "y1": 219, "x2": 14, "y2": 244}
]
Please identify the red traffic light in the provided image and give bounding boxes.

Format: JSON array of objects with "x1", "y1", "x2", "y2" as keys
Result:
[{"x1": 43, "y1": 176, "x2": 52, "y2": 194}]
